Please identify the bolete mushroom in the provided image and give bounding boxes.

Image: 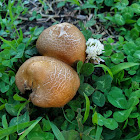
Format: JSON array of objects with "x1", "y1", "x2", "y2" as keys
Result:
[
  {"x1": 15, "y1": 56, "x2": 80, "y2": 108},
  {"x1": 36, "y1": 22, "x2": 86, "y2": 66}
]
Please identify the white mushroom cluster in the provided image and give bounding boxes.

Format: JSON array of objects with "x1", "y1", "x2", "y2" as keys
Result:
[{"x1": 86, "y1": 38, "x2": 105, "y2": 64}]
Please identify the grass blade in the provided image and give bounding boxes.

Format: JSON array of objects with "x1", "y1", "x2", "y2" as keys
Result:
[
  {"x1": 0, "y1": 120, "x2": 36, "y2": 139},
  {"x1": 111, "y1": 62, "x2": 139, "y2": 75},
  {"x1": 83, "y1": 93, "x2": 90, "y2": 124},
  {"x1": 18, "y1": 117, "x2": 42, "y2": 140},
  {"x1": 95, "y1": 64, "x2": 113, "y2": 78},
  {"x1": 2, "y1": 115, "x2": 9, "y2": 140},
  {"x1": 67, "y1": 0, "x2": 80, "y2": 6},
  {"x1": 0, "y1": 104, "x2": 5, "y2": 110},
  {"x1": 47, "y1": 116, "x2": 65, "y2": 140},
  {"x1": 77, "y1": 61, "x2": 83, "y2": 74},
  {"x1": 8, "y1": 0, "x2": 14, "y2": 24},
  {"x1": 62, "y1": 108, "x2": 77, "y2": 126},
  {"x1": 95, "y1": 125, "x2": 103, "y2": 140},
  {"x1": 2, "y1": 115, "x2": 8, "y2": 129},
  {"x1": 17, "y1": 100, "x2": 30, "y2": 133},
  {"x1": 0, "y1": 36, "x2": 16, "y2": 51},
  {"x1": 13, "y1": 94, "x2": 27, "y2": 101}
]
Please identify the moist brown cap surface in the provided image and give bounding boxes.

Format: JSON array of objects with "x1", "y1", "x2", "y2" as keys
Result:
[
  {"x1": 15, "y1": 56, "x2": 80, "y2": 108},
  {"x1": 36, "y1": 22, "x2": 86, "y2": 66}
]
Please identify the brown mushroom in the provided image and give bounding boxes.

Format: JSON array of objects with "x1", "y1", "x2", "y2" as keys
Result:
[
  {"x1": 15, "y1": 56, "x2": 80, "y2": 108},
  {"x1": 36, "y1": 22, "x2": 86, "y2": 66}
]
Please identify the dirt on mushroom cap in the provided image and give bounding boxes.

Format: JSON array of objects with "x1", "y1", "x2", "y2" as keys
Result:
[
  {"x1": 36, "y1": 22, "x2": 86, "y2": 66},
  {"x1": 15, "y1": 56, "x2": 80, "y2": 108}
]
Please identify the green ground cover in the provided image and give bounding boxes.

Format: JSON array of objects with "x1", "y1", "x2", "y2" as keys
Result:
[{"x1": 0, "y1": 0, "x2": 140, "y2": 139}]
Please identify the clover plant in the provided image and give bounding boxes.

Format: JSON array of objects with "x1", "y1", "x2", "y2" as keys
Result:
[{"x1": 0, "y1": 0, "x2": 140, "y2": 139}]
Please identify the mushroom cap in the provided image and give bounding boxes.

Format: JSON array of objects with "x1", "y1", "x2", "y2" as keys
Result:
[
  {"x1": 15, "y1": 56, "x2": 80, "y2": 108},
  {"x1": 36, "y1": 22, "x2": 86, "y2": 66}
]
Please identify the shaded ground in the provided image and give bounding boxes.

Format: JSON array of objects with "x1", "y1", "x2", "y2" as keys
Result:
[{"x1": 16, "y1": 0, "x2": 117, "y2": 41}]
